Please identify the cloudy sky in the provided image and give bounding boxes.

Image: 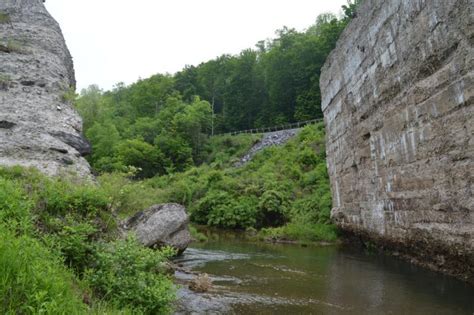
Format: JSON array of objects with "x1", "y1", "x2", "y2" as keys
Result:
[{"x1": 45, "y1": 0, "x2": 347, "y2": 91}]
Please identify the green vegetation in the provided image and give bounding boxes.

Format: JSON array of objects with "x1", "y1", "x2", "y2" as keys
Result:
[
  {"x1": 85, "y1": 237, "x2": 176, "y2": 314},
  {"x1": 0, "y1": 73, "x2": 11, "y2": 83},
  {"x1": 85, "y1": 123, "x2": 337, "y2": 242},
  {"x1": 0, "y1": 73, "x2": 11, "y2": 91},
  {"x1": 1, "y1": 39, "x2": 27, "y2": 53},
  {"x1": 0, "y1": 12, "x2": 10, "y2": 24},
  {"x1": 0, "y1": 167, "x2": 176, "y2": 314},
  {"x1": 0, "y1": 1, "x2": 363, "y2": 311},
  {"x1": 79, "y1": 92, "x2": 212, "y2": 178},
  {"x1": 0, "y1": 226, "x2": 89, "y2": 314},
  {"x1": 149, "y1": 123, "x2": 336, "y2": 241},
  {"x1": 189, "y1": 225, "x2": 209, "y2": 242},
  {"x1": 61, "y1": 87, "x2": 78, "y2": 103},
  {"x1": 76, "y1": 1, "x2": 360, "y2": 179},
  {"x1": 71, "y1": 1, "x2": 361, "y2": 242},
  {"x1": 259, "y1": 223, "x2": 339, "y2": 243}
]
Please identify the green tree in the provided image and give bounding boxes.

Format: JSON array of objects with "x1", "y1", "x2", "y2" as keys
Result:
[
  {"x1": 116, "y1": 139, "x2": 166, "y2": 178},
  {"x1": 75, "y1": 85, "x2": 103, "y2": 130}
]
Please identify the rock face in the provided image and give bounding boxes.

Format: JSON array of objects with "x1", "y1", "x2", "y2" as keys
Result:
[
  {"x1": 123, "y1": 204, "x2": 192, "y2": 253},
  {"x1": 0, "y1": 0, "x2": 91, "y2": 177},
  {"x1": 235, "y1": 128, "x2": 300, "y2": 166},
  {"x1": 321, "y1": 0, "x2": 473, "y2": 281}
]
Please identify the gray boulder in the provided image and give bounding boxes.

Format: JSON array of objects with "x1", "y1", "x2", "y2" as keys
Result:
[{"x1": 123, "y1": 203, "x2": 192, "y2": 253}]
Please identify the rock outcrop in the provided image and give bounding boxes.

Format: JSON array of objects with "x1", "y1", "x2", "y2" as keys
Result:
[
  {"x1": 122, "y1": 204, "x2": 192, "y2": 253},
  {"x1": 0, "y1": 0, "x2": 91, "y2": 177},
  {"x1": 321, "y1": 0, "x2": 473, "y2": 281},
  {"x1": 235, "y1": 128, "x2": 300, "y2": 166}
]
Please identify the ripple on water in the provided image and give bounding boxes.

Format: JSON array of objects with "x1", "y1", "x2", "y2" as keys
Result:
[
  {"x1": 175, "y1": 286, "x2": 352, "y2": 314},
  {"x1": 174, "y1": 243, "x2": 474, "y2": 314},
  {"x1": 174, "y1": 248, "x2": 251, "y2": 269}
]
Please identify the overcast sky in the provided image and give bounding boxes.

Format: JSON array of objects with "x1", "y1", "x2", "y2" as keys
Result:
[{"x1": 45, "y1": 0, "x2": 347, "y2": 91}]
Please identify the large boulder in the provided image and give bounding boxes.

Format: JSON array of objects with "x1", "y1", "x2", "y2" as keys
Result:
[{"x1": 122, "y1": 204, "x2": 192, "y2": 253}]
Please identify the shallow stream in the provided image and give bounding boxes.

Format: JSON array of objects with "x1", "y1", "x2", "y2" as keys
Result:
[{"x1": 174, "y1": 232, "x2": 474, "y2": 314}]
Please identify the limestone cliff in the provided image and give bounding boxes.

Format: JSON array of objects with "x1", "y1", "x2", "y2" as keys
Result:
[
  {"x1": 0, "y1": 0, "x2": 91, "y2": 177},
  {"x1": 321, "y1": 0, "x2": 473, "y2": 281}
]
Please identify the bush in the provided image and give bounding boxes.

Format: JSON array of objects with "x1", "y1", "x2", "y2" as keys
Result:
[
  {"x1": 257, "y1": 190, "x2": 289, "y2": 227},
  {"x1": 260, "y1": 223, "x2": 338, "y2": 243},
  {"x1": 36, "y1": 179, "x2": 109, "y2": 217},
  {"x1": 0, "y1": 226, "x2": 88, "y2": 314},
  {"x1": 98, "y1": 172, "x2": 164, "y2": 218},
  {"x1": 189, "y1": 225, "x2": 208, "y2": 242},
  {"x1": 205, "y1": 133, "x2": 261, "y2": 166},
  {"x1": 192, "y1": 190, "x2": 233, "y2": 224},
  {"x1": 85, "y1": 236, "x2": 176, "y2": 314},
  {"x1": 44, "y1": 216, "x2": 98, "y2": 274},
  {"x1": 207, "y1": 195, "x2": 259, "y2": 229}
]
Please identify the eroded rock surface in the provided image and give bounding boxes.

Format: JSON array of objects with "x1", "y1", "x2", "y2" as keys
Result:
[
  {"x1": 235, "y1": 128, "x2": 300, "y2": 166},
  {"x1": 123, "y1": 204, "x2": 192, "y2": 253},
  {"x1": 321, "y1": 0, "x2": 473, "y2": 281},
  {"x1": 0, "y1": 0, "x2": 91, "y2": 177}
]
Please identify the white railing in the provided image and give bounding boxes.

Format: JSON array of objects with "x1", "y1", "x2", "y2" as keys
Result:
[{"x1": 215, "y1": 118, "x2": 324, "y2": 136}]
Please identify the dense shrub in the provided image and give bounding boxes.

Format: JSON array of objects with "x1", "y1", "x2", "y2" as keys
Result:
[
  {"x1": 192, "y1": 190, "x2": 234, "y2": 224},
  {"x1": 38, "y1": 181, "x2": 110, "y2": 217},
  {"x1": 44, "y1": 217, "x2": 98, "y2": 274},
  {"x1": 259, "y1": 223, "x2": 338, "y2": 243},
  {"x1": 98, "y1": 172, "x2": 165, "y2": 218},
  {"x1": 257, "y1": 190, "x2": 289, "y2": 227},
  {"x1": 85, "y1": 236, "x2": 176, "y2": 314},
  {"x1": 205, "y1": 133, "x2": 261, "y2": 167}
]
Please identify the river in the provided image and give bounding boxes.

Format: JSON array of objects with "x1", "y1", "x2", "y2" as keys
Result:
[{"x1": 173, "y1": 231, "x2": 474, "y2": 314}]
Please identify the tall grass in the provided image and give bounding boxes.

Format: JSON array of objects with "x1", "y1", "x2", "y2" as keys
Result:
[{"x1": 0, "y1": 226, "x2": 87, "y2": 314}]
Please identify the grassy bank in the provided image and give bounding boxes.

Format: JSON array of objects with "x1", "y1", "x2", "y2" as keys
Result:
[{"x1": 0, "y1": 167, "x2": 176, "y2": 314}]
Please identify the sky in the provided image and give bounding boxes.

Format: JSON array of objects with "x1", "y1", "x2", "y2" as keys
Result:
[{"x1": 45, "y1": 0, "x2": 347, "y2": 92}]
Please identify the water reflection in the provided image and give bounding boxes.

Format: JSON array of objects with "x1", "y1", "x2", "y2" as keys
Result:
[{"x1": 174, "y1": 236, "x2": 474, "y2": 314}]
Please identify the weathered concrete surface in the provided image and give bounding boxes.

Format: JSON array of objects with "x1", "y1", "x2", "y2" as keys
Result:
[
  {"x1": 321, "y1": 0, "x2": 473, "y2": 281},
  {"x1": 0, "y1": 0, "x2": 91, "y2": 177}
]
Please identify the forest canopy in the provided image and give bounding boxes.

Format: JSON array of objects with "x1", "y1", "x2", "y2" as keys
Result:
[{"x1": 76, "y1": 1, "x2": 360, "y2": 178}]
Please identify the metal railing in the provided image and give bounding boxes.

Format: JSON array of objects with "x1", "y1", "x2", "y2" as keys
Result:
[{"x1": 215, "y1": 118, "x2": 324, "y2": 136}]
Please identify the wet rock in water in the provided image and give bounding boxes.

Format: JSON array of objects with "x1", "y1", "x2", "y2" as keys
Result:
[
  {"x1": 189, "y1": 273, "x2": 212, "y2": 293},
  {"x1": 158, "y1": 261, "x2": 176, "y2": 276},
  {"x1": 174, "y1": 287, "x2": 231, "y2": 315},
  {"x1": 122, "y1": 203, "x2": 192, "y2": 253}
]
